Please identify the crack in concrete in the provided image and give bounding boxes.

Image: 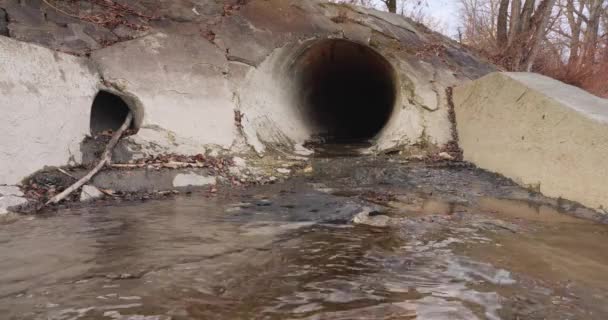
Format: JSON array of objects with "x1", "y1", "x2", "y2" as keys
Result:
[
  {"x1": 0, "y1": 7, "x2": 8, "y2": 37},
  {"x1": 161, "y1": 89, "x2": 191, "y2": 96},
  {"x1": 226, "y1": 54, "x2": 258, "y2": 68},
  {"x1": 429, "y1": 68, "x2": 441, "y2": 112},
  {"x1": 516, "y1": 88, "x2": 530, "y2": 103}
]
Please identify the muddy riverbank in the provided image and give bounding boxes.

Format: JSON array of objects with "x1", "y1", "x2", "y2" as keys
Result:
[{"x1": 1, "y1": 154, "x2": 607, "y2": 319}]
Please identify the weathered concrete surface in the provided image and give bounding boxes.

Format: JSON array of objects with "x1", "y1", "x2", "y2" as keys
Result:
[
  {"x1": 90, "y1": 33, "x2": 237, "y2": 149},
  {"x1": 0, "y1": 185, "x2": 26, "y2": 214},
  {"x1": 0, "y1": 0, "x2": 497, "y2": 189},
  {"x1": 173, "y1": 173, "x2": 217, "y2": 188},
  {"x1": 0, "y1": 36, "x2": 99, "y2": 185},
  {"x1": 91, "y1": 169, "x2": 218, "y2": 193},
  {"x1": 454, "y1": 72, "x2": 608, "y2": 212}
]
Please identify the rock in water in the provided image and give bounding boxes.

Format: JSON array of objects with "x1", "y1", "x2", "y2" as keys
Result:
[
  {"x1": 439, "y1": 152, "x2": 455, "y2": 161},
  {"x1": 352, "y1": 210, "x2": 392, "y2": 227},
  {"x1": 80, "y1": 185, "x2": 104, "y2": 202}
]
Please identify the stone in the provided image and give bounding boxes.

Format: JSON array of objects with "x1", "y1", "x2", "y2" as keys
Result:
[
  {"x1": 80, "y1": 185, "x2": 104, "y2": 202},
  {"x1": 294, "y1": 144, "x2": 314, "y2": 156},
  {"x1": 352, "y1": 210, "x2": 392, "y2": 227},
  {"x1": 454, "y1": 72, "x2": 608, "y2": 212},
  {"x1": 438, "y1": 152, "x2": 455, "y2": 161},
  {"x1": 173, "y1": 173, "x2": 217, "y2": 188},
  {"x1": 232, "y1": 157, "x2": 247, "y2": 169},
  {"x1": 276, "y1": 168, "x2": 291, "y2": 174}
]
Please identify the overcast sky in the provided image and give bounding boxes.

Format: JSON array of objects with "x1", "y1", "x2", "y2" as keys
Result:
[
  {"x1": 419, "y1": 0, "x2": 461, "y2": 36},
  {"x1": 361, "y1": 0, "x2": 462, "y2": 37}
]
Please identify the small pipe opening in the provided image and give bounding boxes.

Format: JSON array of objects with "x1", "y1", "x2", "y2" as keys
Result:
[
  {"x1": 90, "y1": 91, "x2": 136, "y2": 135},
  {"x1": 293, "y1": 39, "x2": 397, "y2": 144}
]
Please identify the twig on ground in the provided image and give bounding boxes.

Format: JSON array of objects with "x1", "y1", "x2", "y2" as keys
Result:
[
  {"x1": 110, "y1": 161, "x2": 207, "y2": 169},
  {"x1": 56, "y1": 168, "x2": 77, "y2": 180},
  {"x1": 41, "y1": 0, "x2": 82, "y2": 19}
]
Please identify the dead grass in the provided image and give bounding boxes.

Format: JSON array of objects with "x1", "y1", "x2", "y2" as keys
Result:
[{"x1": 537, "y1": 60, "x2": 608, "y2": 99}]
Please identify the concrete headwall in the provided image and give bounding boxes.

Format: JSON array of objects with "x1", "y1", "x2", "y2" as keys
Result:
[
  {"x1": 0, "y1": 37, "x2": 99, "y2": 185},
  {"x1": 454, "y1": 72, "x2": 608, "y2": 212},
  {"x1": 90, "y1": 33, "x2": 237, "y2": 149},
  {"x1": 0, "y1": 0, "x2": 497, "y2": 187}
]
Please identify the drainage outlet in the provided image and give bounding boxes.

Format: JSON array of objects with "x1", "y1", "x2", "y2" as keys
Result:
[
  {"x1": 293, "y1": 39, "x2": 398, "y2": 143},
  {"x1": 90, "y1": 91, "x2": 136, "y2": 135}
]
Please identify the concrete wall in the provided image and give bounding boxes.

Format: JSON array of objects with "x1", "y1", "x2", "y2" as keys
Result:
[
  {"x1": 90, "y1": 33, "x2": 237, "y2": 150},
  {"x1": 0, "y1": 0, "x2": 498, "y2": 188},
  {"x1": 454, "y1": 72, "x2": 608, "y2": 212},
  {"x1": 0, "y1": 36, "x2": 99, "y2": 185}
]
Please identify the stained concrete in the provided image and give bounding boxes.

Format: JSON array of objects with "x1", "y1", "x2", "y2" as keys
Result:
[
  {"x1": 0, "y1": 0, "x2": 496, "y2": 198},
  {"x1": 91, "y1": 168, "x2": 217, "y2": 193},
  {"x1": 454, "y1": 72, "x2": 608, "y2": 212},
  {"x1": 0, "y1": 36, "x2": 99, "y2": 185},
  {"x1": 0, "y1": 185, "x2": 26, "y2": 215},
  {"x1": 173, "y1": 173, "x2": 217, "y2": 188},
  {"x1": 90, "y1": 33, "x2": 236, "y2": 149}
]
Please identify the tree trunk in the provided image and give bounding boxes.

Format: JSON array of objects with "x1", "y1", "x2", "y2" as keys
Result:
[
  {"x1": 520, "y1": 0, "x2": 536, "y2": 33},
  {"x1": 523, "y1": 0, "x2": 557, "y2": 71},
  {"x1": 508, "y1": 0, "x2": 522, "y2": 46},
  {"x1": 565, "y1": 0, "x2": 583, "y2": 68},
  {"x1": 383, "y1": 0, "x2": 397, "y2": 13},
  {"x1": 582, "y1": 0, "x2": 603, "y2": 65},
  {"x1": 497, "y1": 0, "x2": 511, "y2": 48}
]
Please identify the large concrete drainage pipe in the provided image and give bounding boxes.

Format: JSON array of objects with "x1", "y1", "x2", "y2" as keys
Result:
[{"x1": 292, "y1": 39, "x2": 398, "y2": 143}]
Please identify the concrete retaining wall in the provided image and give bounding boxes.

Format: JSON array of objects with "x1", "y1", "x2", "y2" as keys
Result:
[
  {"x1": 454, "y1": 72, "x2": 608, "y2": 212},
  {"x1": 0, "y1": 37, "x2": 99, "y2": 185},
  {"x1": 0, "y1": 0, "x2": 497, "y2": 190},
  {"x1": 90, "y1": 33, "x2": 237, "y2": 149}
]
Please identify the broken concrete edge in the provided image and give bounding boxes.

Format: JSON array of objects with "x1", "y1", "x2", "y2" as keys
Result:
[{"x1": 454, "y1": 72, "x2": 608, "y2": 215}]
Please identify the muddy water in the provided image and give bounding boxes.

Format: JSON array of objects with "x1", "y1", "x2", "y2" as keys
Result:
[{"x1": 1, "y1": 156, "x2": 608, "y2": 319}]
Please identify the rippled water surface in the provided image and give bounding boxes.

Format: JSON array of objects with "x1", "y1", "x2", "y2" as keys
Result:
[{"x1": 1, "y1": 156, "x2": 607, "y2": 319}]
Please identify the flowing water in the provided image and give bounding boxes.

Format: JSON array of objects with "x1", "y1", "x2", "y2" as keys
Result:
[{"x1": 1, "y1": 155, "x2": 607, "y2": 320}]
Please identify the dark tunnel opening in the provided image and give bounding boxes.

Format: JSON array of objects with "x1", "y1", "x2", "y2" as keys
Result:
[
  {"x1": 294, "y1": 39, "x2": 397, "y2": 143},
  {"x1": 90, "y1": 91, "x2": 135, "y2": 136}
]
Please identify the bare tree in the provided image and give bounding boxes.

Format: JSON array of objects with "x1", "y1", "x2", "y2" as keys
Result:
[
  {"x1": 497, "y1": 0, "x2": 510, "y2": 44},
  {"x1": 460, "y1": 0, "x2": 558, "y2": 70}
]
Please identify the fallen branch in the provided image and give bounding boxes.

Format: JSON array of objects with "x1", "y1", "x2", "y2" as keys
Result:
[
  {"x1": 45, "y1": 112, "x2": 133, "y2": 206},
  {"x1": 110, "y1": 161, "x2": 207, "y2": 169},
  {"x1": 56, "y1": 167, "x2": 77, "y2": 179},
  {"x1": 41, "y1": 0, "x2": 82, "y2": 20}
]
